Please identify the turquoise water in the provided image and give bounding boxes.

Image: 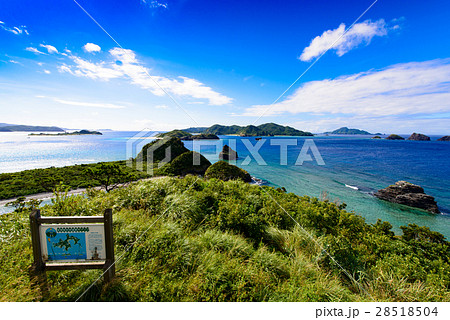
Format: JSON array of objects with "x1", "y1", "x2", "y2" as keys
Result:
[{"x1": 1, "y1": 132, "x2": 449, "y2": 238}]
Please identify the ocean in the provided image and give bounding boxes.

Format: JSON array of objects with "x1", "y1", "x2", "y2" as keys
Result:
[{"x1": 1, "y1": 131, "x2": 449, "y2": 238}]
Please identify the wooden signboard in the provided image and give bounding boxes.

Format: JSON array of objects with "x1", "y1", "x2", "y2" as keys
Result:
[{"x1": 29, "y1": 209, "x2": 115, "y2": 286}]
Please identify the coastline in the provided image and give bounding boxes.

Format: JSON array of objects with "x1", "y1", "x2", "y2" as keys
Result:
[
  {"x1": 2, "y1": 131, "x2": 450, "y2": 238},
  {"x1": 0, "y1": 176, "x2": 166, "y2": 215}
]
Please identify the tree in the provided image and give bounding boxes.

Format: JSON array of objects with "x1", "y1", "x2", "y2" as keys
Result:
[
  {"x1": 86, "y1": 163, "x2": 133, "y2": 192},
  {"x1": 6, "y1": 196, "x2": 42, "y2": 213}
]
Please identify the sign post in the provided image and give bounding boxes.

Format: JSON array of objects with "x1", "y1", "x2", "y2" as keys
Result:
[{"x1": 29, "y1": 209, "x2": 115, "y2": 291}]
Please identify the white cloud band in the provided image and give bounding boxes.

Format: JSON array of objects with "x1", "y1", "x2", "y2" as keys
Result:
[
  {"x1": 59, "y1": 47, "x2": 233, "y2": 106},
  {"x1": 245, "y1": 59, "x2": 450, "y2": 117}
]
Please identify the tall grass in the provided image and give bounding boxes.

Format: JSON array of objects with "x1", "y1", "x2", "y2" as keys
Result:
[{"x1": 1, "y1": 176, "x2": 449, "y2": 301}]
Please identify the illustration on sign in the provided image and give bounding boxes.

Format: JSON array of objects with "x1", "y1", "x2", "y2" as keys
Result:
[{"x1": 40, "y1": 224, "x2": 106, "y2": 262}]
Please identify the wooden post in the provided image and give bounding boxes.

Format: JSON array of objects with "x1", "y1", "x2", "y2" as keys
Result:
[
  {"x1": 29, "y1": 209, "x2": 48, "y2": 297},
  {"x1": 103, "y1": 208, "x2": 115, "y2": 283}
]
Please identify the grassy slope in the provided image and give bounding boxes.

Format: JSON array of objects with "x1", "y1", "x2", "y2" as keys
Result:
[{"x1": 1, "y1": 176, "x2": 449, "y2": 301}]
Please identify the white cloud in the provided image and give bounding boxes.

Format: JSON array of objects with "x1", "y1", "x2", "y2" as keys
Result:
[
  {"x1": 58, "y1": 57, "x2": 123, "y2": 80},
  {"x1": 26, "y1": 47, "x2": 47, "y2": 55},
  {"x1": 40, "y1": 44, "x2": 58, "y2": 54},
  {"x1": 300, "y1": 19, "x2": 389, "y2": 62},
  {"x1": 59, "y1": 47, "x2": 233, "y2": 105},
  {"x1": 141, "y1": 0, "x2": 168, "y2": 9},
  {"x1": 83, "y1": 43, "x2": 101, "y2": 53},
  {"x1": 37, "y1": 96, "x2": 126, "y2": 109},
  {"x1": 245, "y1": 59, "x2": 450, "y2": 118},
  {"x1": 155, "y1": 105, "x2": 169, "y2": 109},
  {"x1": 0, "y1": 22, "x2": 29, "y2": 35},
  {"x1": 43, "y1": 70, "x2": 51, "y2": 74},
  {"x1": 187, "y1": 101, "x2": 205, "y2": 105}
]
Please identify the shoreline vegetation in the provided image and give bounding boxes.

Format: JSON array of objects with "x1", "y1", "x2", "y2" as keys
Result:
[{"x1": 1, "y1": 136, "x2": 450, "y2": 301}]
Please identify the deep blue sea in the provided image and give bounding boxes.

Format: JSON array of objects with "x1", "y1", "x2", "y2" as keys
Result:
[{"x1": 1, "y1": 131, "x2": 449, "y2": 238}]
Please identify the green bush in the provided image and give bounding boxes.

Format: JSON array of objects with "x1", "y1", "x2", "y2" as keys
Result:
[
  {"x1": 159, "y1": 151, "x2": 211, "y2": 176},
  {"x1": 204, "y1": 161, "x2": 251, "y2": 182}
]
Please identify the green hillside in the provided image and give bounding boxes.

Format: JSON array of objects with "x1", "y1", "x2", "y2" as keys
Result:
[
  {"x1": 1, "y1": 176, "x2": 449, "y2": 301},
  {"x1": 203, "y1": 123, "x2": 313, "y2": 136}
]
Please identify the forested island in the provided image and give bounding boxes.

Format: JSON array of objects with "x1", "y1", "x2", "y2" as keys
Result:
[
  {"x1": 156, "y1": 130, "x2": 219, "y2": 140},
  {"x1": 29, "y1": 130, "x2": 102, "y2": 136},
  {"x1": 325, "y1": 127, "x2": 373, "y2": 135},
  {"x1": 178, "y1": 122, "x2": 314, "y2": 137},
  {"x1": 0, "y1": 124, "x2": 63, "y2": 132}
]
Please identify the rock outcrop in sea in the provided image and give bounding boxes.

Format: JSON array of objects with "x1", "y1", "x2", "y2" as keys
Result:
[
  {"x1": 407, "y1": 133, "x2": 430, "y2": 141},
  {"x1": 437, "y1": 136, "x2": 450, "y2": 141},
  {"x1": 219, "y1": 145, "x2": 238, "y2": 160},
  {"x1": 375, "y1": 181, "x2": 440, "y2": 214},
  {"x1": 386, "y1": 134, "x2": 405, "y2": 140}
]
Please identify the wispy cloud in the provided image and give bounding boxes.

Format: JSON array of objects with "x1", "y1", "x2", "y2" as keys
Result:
[
  {"x1": 40, "y1": 44, "x2": 58, "y2": 54},
  {"x1": 59, "y1": 47, "x2": 233, "y2": 106},
  {"x1": 36, "y1": 96, "x2": 126, "y2": 109},
  {"x1": 141, "y1": 0, "x2": 168, "y2": 9},
  {"x1": 0, "y1": 21, "x2": 29, "y2": 35},
  {"x1": 25, "y1": 47, "x2": 47, "y2": 55},
  {"x1": 299, "y1": 19, "x2": 395, "y2": 62},
  {"x1": 83, "y1": 43, "x2": 101, "y2": 53},
  {"x1": 59, "y1": 56, "x2": 122, "y2": 80},
  {"x1": 245, "y1": 59, "x2": 450, "y2": 118},
  {"x1": 155, "y1": 104, "x2": 169, "y2": 109}
]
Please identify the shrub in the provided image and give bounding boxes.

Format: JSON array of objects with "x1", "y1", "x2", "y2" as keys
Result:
[
  {"x1": 159, "y1": 151, "x2": 211, "y2": 176},
  {"x1": 204, "y1": 161, "x2": 251, "y2": 182}
]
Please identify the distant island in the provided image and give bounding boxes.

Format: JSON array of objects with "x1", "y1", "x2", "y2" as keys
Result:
[
  {"x1": 181, "y1": 127, "x2": 209, "y2": 133},
  {"x1": 407, "y1": 133, "x2": 430, "y2": 141},
  {"x1": 181, "y1": 123, "x2": 313, "y2": 137},
  {"x1": 325, "y1": 127, "x2": 372, "y2": 135},
  {"x1": 0, "y1": 124, "x2": 64, "y2": 132},
  {"x1": 156, "y1": 130, "x2": 219, "y2": 140},
  {"x1": 29, "y1": 130, "x2": 102, "y2": 136}
]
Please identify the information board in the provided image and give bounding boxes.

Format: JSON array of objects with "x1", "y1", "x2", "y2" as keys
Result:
[{"x1": 40, "y1": 224, "x2": 106, "y2": 263}]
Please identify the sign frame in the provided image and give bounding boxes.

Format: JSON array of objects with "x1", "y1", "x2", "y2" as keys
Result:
[{"x1": 29, "y1": 209, "x2": 115, "y2": 285}]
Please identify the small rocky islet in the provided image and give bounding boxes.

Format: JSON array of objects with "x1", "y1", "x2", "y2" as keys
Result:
[
  {"x1": 407, "y1": 133, "x2": 430, "y2": 141},
  {"x1": 219, "y1": 145, "x2": 238, "y2": 161},
  {"x1": 375, "y1": 181, "x2": 440, "y2": 214}
]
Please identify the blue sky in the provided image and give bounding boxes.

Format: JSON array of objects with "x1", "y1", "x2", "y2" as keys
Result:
[{"x1": 0, "y1": 0, "x2": 449, "y2": 134}]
